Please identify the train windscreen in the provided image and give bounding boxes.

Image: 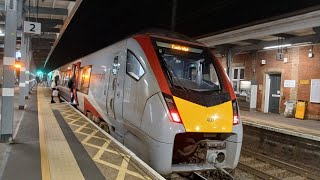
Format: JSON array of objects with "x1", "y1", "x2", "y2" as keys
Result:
[{"x1": 155, "y1": 41, "x2": 221, "y2": 92}]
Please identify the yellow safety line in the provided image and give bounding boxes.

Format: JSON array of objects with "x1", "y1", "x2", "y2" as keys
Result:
[
  {"x1": 38, "y1": 87, "x2": 51, "y2": 180},
  {"x1": 52, "y1": 91, "x2": 156, "y2": 180},
  {"x1": 37, "y1": 87, "x2": 85, "y2": 180},
  {"x1": 116, "y1": 157, "x2": 130, "y2": 180}
]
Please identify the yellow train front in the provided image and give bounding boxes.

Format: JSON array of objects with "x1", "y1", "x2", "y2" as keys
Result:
[{"x1": 133, "y1": 34, "x2": 243, "y2": 175}]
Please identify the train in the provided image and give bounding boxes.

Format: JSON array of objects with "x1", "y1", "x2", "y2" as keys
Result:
[{"x1": 52, "y1": 32, "x2": 243, "y2": 176}]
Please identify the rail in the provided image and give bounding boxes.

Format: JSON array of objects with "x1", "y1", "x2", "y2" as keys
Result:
[{"x1": 237, "y1": 149, "x2": 319, "y2": 180}]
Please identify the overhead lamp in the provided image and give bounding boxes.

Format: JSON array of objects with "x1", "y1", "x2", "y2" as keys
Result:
[
  {"x1": 263, "y1": 44, "x2": 292, "y2": 50},
  {"x1": 14, "y1": 63, "x2": 21, "y2": 69},
  {"x1": 308, "y1": 45, "x2": 314, "y2": 58},
  {"x1": 16, "y1": 51, "x2": 21, "y2": 58}
]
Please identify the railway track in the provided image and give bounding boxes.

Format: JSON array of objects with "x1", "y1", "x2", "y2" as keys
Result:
[
  {"x1": 169, "y1": 171, "x2": 232, "y2": 180},
  {"x1": 170, "y1": 149, "x2": 319, "y2": 180},
  {"x1": 237, "y1": 149, "x2": 319, "y2": 180}
]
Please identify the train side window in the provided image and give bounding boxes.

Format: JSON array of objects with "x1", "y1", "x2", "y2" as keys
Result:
[
  {"x1": 78, "y1": 66, "x2": 92, "y2": 94},
  {"x1": 64, "y1": 71, "x2": 71, "y2": 86},
  {"x1": 126, "y1": 50, "x2": 145, "y2": 80}
]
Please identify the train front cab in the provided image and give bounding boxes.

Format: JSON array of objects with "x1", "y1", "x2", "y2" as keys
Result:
[{"x1": 134, "y1": 35, "x2": 243, "y2": 175}]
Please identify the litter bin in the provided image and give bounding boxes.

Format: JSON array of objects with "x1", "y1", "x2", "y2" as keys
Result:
[
  {"x1": 295, "y1": 100, "x2": 307, "y2": 119},
  {"x1": 284, "y1": 100, "x2": 296, "y2": 118}
]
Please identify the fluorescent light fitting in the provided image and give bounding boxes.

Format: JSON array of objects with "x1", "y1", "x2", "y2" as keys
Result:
[
  {"x1": 0, "y1": 33, "x2": 4, "y2": 36},
  {"x1": 263, "y1": 44, "x2": 292, "y2": 50},
  {"x1": 16, "y1": 51, "x2": 21, "y2": 58}
]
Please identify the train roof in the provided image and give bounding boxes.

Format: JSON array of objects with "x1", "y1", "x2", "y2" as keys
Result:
[{"x1": 133, "y1": 29, "x2": 206, "y2": 47}]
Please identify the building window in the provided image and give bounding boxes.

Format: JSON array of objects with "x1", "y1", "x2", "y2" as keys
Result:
[
  {"x1": 232, "y1": 67, "x2": 245, "y2": 93},
  {"x1": 78, "y1": 65, "x2": 92, "y2": 94},
  {"x1": 126, "y1": 50, "x2": 145, "y2": 80}
]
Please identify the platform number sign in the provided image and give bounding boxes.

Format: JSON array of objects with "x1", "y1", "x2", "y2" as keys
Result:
[{"x1": 23, "y1": 21, "x2": 41, "y2": 35}]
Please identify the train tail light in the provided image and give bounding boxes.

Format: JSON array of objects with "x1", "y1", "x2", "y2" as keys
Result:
[
  {"x1": 170, "y1": 112, "x2": 181, "y2": 123},
  {"x1": 163, "y1": 93, "x2": 182, "y2": 123},
  {"x1": 232, "y1": 100, "x2": 240, "y2": 125}
]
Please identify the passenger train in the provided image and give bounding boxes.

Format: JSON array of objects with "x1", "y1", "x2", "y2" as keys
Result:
[{"x1": 53, "y1": 32, "x2": 243, "y2": 176}]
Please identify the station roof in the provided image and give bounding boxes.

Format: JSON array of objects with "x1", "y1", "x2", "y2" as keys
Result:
[
  {"x1": 0, "y1": 0, "x2": 75, "y2": 67},
  {"x1": 19, "y1": 0, "x2": 320, "y2": 71}
]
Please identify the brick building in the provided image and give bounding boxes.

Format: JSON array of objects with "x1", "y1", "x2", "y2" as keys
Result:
[{"x1": 216, "y1": 44, "x2": 320, "y2": 120}]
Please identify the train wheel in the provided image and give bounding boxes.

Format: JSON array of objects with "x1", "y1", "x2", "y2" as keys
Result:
[
  {"x1": 92, "y1": 116, "x2": 100, "y2": 124},
  {"x1": 86, "y1": 111, "x2": 93, "y2": 121},
  {"x1": 99, "y1": 121, "x2": 110, "y2": 134}
]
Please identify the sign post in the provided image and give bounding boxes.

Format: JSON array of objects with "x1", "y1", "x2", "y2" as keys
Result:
[{"x1": 1, "y1": 0, "x2": 17, "y2": 142}]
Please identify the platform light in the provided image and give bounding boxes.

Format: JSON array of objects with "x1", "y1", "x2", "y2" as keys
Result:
[
  {"x1": 14, "y1": 63, "x2": 21, "y2": 69},
  {"x1": 36, "y1": 70, "x2": 43, "y2": 76},
  {"x1": 263, "y1": 44, "x2": 292, "y2": 50},
  {"x1": 16, "y1": 51, "x2": 21, "y2": 58},
  {"x1": 308, "y1": 45, "x2": 314, "y2": 58}
]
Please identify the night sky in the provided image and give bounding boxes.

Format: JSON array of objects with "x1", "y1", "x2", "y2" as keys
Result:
[{"x1": 44, "y1": 0, "x2": 320, "y2": 71}]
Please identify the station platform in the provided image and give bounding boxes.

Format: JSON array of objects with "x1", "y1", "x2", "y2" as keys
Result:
[
  {"x1": 240, "y1": 110, "x2": 320, "y2": 141},
  {"x1": 0, "y1": 86, "x2": 164, "y2": 180}
]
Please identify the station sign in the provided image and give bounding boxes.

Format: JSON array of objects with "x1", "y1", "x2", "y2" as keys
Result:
[
  {"x1": 284, "y1": 80, "x2": 296, "y2": 88},
  {"x1": 23, "y1": 21, "x2": 41, "y2": 35}
]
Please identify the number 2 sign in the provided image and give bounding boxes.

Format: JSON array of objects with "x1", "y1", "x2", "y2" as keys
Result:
[{"x1": 23, "y1": 21, "x2": 41, "y2": 34}]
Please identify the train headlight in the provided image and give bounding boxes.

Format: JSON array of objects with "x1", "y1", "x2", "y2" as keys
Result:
[
  {"x1": 170, "y1": 112, "x2": 181, "y2": 123},
  {"x1": 232, "y1": 100, "x2": 240, "y2": 125},
  {"x1": 163, "y1": 93, "x2": 182, "y2": 123}
]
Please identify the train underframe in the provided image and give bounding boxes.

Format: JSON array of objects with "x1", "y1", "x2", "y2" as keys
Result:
[{"x1": 170, "y1": 132, "x2": 242, "y2": 174}]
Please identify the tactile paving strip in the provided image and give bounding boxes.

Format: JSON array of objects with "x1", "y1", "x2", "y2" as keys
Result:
[
  {"x1": 50, "y1": 103, "x2": 152, "y2": 180},
  {"x1": 38, "y1": 88, "x2": 85, "y2": 180}
]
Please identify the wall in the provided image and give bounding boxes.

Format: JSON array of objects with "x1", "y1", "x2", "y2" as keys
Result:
[
  {"x1": 215, "y1": 44, "x2": 320, "y2": 120},
  {"x1": 297, "y1": 45, "x2": 320, "y2": 119},
  {"x1": 0, "y1": 58, "x2": 3, "y2": 87}
]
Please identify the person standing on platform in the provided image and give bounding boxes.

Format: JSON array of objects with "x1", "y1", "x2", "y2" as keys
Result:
[
  {"x1": 36, "y1": 76, "x2": 40, "y2": 85},
  {"x1": 43, "y1": 74, "x2": 48, "y2": 87},
  {"x1": 68, "y1": 76, "x2": 76, "y2": 105},
  {"x1": 50, "y1": 75, "x2": 63, "y2": 103}
]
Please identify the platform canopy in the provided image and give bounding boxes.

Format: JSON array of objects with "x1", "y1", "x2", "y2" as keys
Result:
[
  {"x1": 23, "y1": 0, "x2": 320, "y2": 71},
  {"x1": 0, "y1": 0, "x2": 76, "y2": 69}
]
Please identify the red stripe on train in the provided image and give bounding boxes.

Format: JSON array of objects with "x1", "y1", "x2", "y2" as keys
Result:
[
  {"x1": 84, "y1": 97, "x2": 102, "y2": 119},
  {"x1": 133, "y1": 35, "x2": 172, "y2": 95}
]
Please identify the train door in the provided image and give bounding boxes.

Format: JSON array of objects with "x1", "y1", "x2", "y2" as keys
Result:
[
  {"x1": 73, "y1": 63, "x2": 80, "y2": 104},
  {"x1": 113, "y1": 52, "x2": 125, "y2": 121},
  {"x1": 107, "y1": 53, "x2": 120, "y2": 118},
  {"x1": 106, "y1": 52, "x2": 125, "y2": 141}
]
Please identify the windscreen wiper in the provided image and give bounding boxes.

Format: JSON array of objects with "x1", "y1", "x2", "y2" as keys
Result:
[{"x1": 162, "y1": 60, "x2": 190, "y2": 92}]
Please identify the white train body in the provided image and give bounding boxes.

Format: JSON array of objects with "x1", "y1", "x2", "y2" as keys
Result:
[{"x1": 55, "y1": 33, "x2": 243, "y2": 176}]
